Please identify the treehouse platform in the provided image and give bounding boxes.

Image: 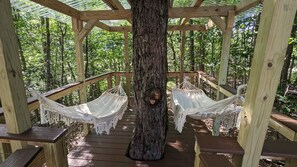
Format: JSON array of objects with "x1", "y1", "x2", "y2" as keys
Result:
[{"x1": 68, "y1": 109, "x2": 211, "y2": 167}]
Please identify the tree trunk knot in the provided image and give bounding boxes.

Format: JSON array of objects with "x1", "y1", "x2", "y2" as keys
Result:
[{"x1": 144, "y1": 88, "x2": 162, "y2": 106}]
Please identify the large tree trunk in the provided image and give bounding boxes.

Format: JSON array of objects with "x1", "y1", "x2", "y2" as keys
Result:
[{"x1": 127, "y1": 0, "x2": 168, "y2": 160}]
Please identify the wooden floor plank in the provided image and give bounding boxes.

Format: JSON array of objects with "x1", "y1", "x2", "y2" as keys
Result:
[{"x1": 68, "y1": 110, "x2": 211, "y2": 167}]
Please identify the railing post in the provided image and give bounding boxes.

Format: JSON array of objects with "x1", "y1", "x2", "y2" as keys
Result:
[
  {"x1": 72, "y1": 17, "x2": 89, "y2": 135},
  {"x1": 115, "y1": 73, "x2": 120, "y2": 86},
  {"x1": 107, "y1": 74, "x2": 112, "y2": 89}
]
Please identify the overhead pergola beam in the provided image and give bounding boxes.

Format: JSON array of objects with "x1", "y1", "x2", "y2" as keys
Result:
[
  {"x1": 103, "y1": 0, "x2": 125, "y2": 10},
  {"x1": 180, "y1": 0, "x2": 204, "y2": 25},
  {"x1": 30, "y1": 0, "x2": 80, "y2": 19},
  {"x1": 79, "y1": 19, "x2": 98, "y2": 41},
  {"x1": 209, "y1": 16, "x2": 226, "y2": 32},
  {"x1": 236, "y1": 0, "x2": 263, "y2": 15},
  {"x1": 80, "y1": 6, "x2": 235, "y2": 20},
  {"x1": 102, "y1": 0, "x2": 132, "y2": 24},
  {"x1": 30, "y1": 0, "x2": 112, "y2": 32},
  {"x1": 109, "y1": 24, "x2": 207, "y2": 32}
]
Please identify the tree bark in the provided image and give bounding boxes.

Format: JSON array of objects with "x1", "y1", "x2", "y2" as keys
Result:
[{"x1": 127, "y1": 0, "x2": 168, "y2": 160}]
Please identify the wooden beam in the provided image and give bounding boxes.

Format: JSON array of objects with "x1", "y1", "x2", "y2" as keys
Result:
[
  {"x1": 72, "y1": 18, "x2": 89, "y2": 135},
  {"x1": 80, "y1": 6, "x2": 235, "y2": 20},
  {"x1": 237, "y1": 0, "x2": 297, "y2": 166},
  {"x1": 30, "y1": 0, "x2": 111, "y2": 31},
  {"x1": 94, "y1": 21, "x2": 111, "y2": 31},
  {"x1": 102, "y1": 0, "x2": 132, "y2": 23},
  {"x1": 103, "y1": 0, "x2": 125, "y2": 10},
  {"x1": 236, "y1": 0, "x2": 263, "y2": 15},
  {"x1": 227, "y1": 10, "x2": 235, "y2": 29},
  {"x1": 79, "y1": 19, "x2": 98, "y2": 42},
  {"x1": 209, "y1": 16, "x2": 226, "y2": 32},
  {"x1": 180, "y1": 0, "x2": 204, "y2": 25},
  {"x1": 30, "y1": 0, "x2": 80, "y2": 19},
  {"x1": 0, "y1": 0, "x2": 31, "y2": 134},
  {"x1": 0, "y1": 0, "x2": 31, "y2": 152},
  {"x1": 110, "y1": 24, "x2": 207, "y2": 32}
]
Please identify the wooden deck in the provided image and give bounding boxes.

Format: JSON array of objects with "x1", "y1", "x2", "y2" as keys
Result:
[{"x1": 68, "y1": 109, "x2": 211, "y2": 167}]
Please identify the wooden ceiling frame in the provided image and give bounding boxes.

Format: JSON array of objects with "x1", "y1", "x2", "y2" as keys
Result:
[
  {"x1": 180, "y1": 0, "x2": 204, "y2": 25},
  {"x1": 30, "y1": 0, "x2": 110, "y2": 32},
  {"x1": 102, "y1": 0, "x2": 132, "y2": 23},
  {"x1": 236, "y1": 0, "x2": 263, "y2": 15},
  {"x1": 80, "y1": 6, "x2": 236, "y2": 20},
  {"x1": 109, "y1": 24, "x2": 207, "y2": 32},
  {"x1": 29, "y1": 0, "x2": 262, "y2": 33}
]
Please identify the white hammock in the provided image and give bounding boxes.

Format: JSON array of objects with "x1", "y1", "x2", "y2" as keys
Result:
[
  {"x1": 38, "y1": 85, "x2": 128, "y2": 134},
  {"x1": 171, "y1": 80, "x2": 246, "y2": 133}
]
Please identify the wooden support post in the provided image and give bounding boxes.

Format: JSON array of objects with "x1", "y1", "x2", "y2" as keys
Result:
[
  {"x1": 107, "y1": 75, "x2": 112, "y2": 89},
  {"x1": 0, "y1": 143, "x2": 11, "y2": 162},
  {"x1": 43, "y1": 136, "x2": 68, "y2": 167},
  {"x1": 0, "y1": 0, "x2": 31, "y2": 152},
  {"x1": 180, "y1": 30, "x2": 186, "y2": 82},
  {"x1": 72, "y1": 18, "x2": 89, "y2": 135},
  {"x1": 237, "y1": 0, "x2": 297, "y2": 167},
  {"x1": 124, "y1": 31, "x2": 131, "y2": 103},
  {"x1": 115, "y1": 73, "x2": 120, "y2": 86},
  {"x1": 213, "y1": 10, "x2": 235, "y2": 136}
]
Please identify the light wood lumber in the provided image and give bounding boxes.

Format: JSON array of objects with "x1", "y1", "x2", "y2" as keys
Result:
[
  {"x1": 237, "y1": 0, "x2": 297, "y2": 166},
  {"x1": 102, "y1": 0, "x2": 132, "y2": 23},
  {"x1": 227, "y1": 10, "x2": 235, "y2": 29},
  {"x1": 80, "y1": 6, "x2": 235, "y2": 20},
  {"x1": 30, "y1": 0, "x2": 110, "y2": 31},
  {"x1": 94, "y1": 22, "x2": 111, "y2": 31},
  {"x1": 72, "y1": 18, "x2": 89, "y2": 135},
  {"x1": 79, "y1": 19, "x2": 98, "y2": 42},
  {"x1": 269, "y1": 118, "x2": 296, "y2": 141},
  {"x1": 30, "y1": 0, "x2": 80, "y2": 19},
  {"x1": 209, "y1": 16, "x2": 226, "y2": 32},
  {"x1": 103, "y1": 0, "x2": 125, "y2": 10},
  {"x1": 180, "y1": 0, "x2": 204, "y2": 25},
  {"x1": 236, "y1": 0, "x2": 263, "y2": 15},
  {"x1": 0, "y1": 0, "x2": 31, "y2": 137},
  {"x1": 43, "y1": 136, "x2": 68, "y2": 167},
  {"x1": 110, "y1": 24, "x2": 207, "y2": 32}
]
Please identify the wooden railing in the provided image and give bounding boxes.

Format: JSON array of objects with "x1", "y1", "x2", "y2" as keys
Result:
[
  {"x1": 196, "y1": 71, "x2": 297, "y2": 142},
  {"x1": 1, "y1": 70, "x2": 296, "y2": 142},
  {"x1": 0, "y1": 71, "x2": 200, "y2": 115}
]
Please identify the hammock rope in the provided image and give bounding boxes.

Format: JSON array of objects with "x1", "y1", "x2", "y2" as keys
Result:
[
  {"x1": 36, "y1": 85, "x2": 128, "y2": 135},
  {"x1": 171, "y1": 79, "x2": 246, "y2": 133}
]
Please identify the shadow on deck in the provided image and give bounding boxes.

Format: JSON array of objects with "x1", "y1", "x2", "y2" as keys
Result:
[{"x1": 68, "y1": 110, "x2": 211, "y2": 167}]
